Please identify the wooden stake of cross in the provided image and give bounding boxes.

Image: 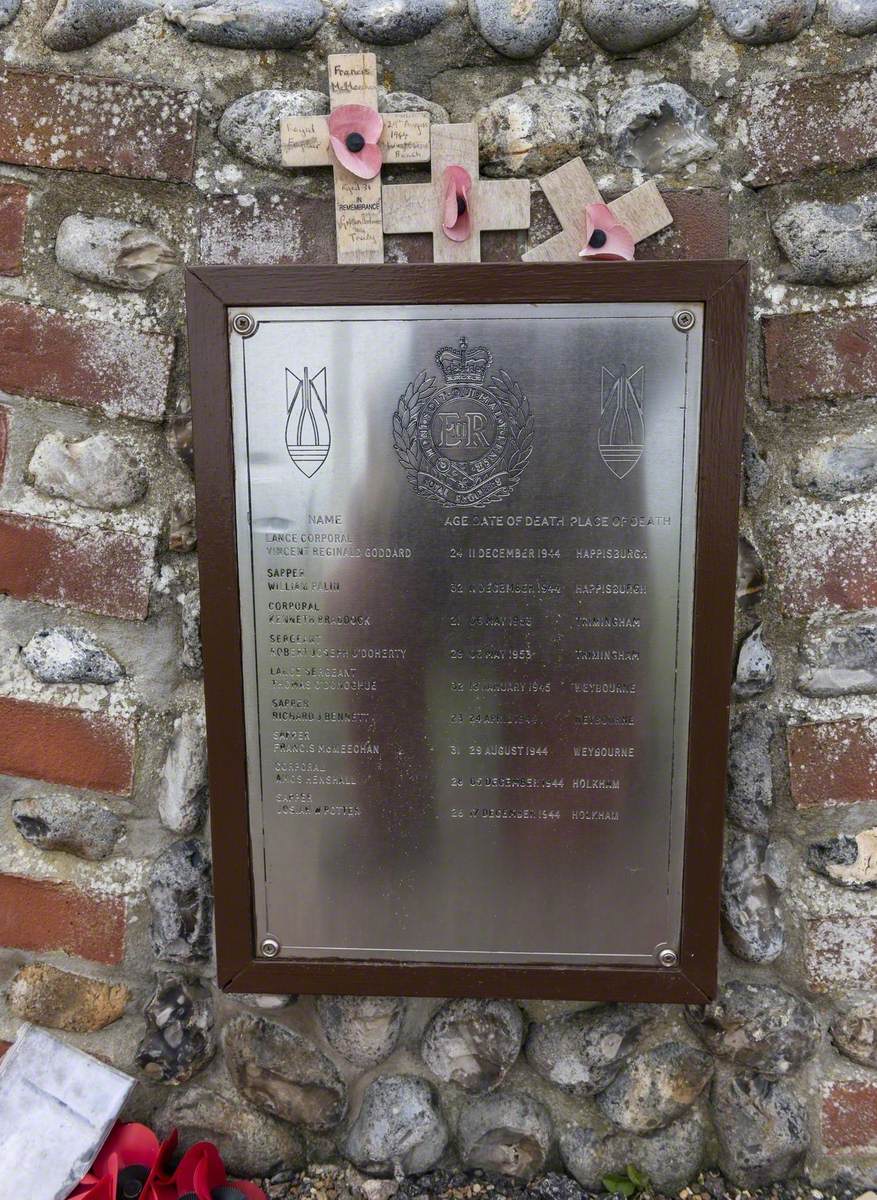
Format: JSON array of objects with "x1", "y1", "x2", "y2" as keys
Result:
[
  {"x1": 382, "y1": 123, "x2": 530, "y2": 263},
  {"x1": 280, "y1": 53, "x2": 431, "y2": 264},
  {"x1": 522, "y1": 159, "x2": 673, "y2": 262}
]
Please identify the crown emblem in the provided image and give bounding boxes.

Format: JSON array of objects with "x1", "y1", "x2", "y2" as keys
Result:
[{"x1": 435, "y1": 337, "x2": 492, "y2": 384}]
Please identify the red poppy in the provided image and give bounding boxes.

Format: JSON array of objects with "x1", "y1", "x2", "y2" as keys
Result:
[
  {"x1": 441, "y1": 165, "x2": 472, "y2": 242},
  {"x1": 69, "y1": 1122, "x2": 178, "y2": 1200},
  {"x1": 172, "y1": 1142, "x2": 267, "y2": 1200},
  {"x1": 327, "y1": 104, "x2": 384, "y2": 179},
  {"x1": 578, "y1": 202, "x2": 635, "y2": 261}
]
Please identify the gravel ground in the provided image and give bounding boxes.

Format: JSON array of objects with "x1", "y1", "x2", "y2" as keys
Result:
[{"x1": 262, "y1": 1165, "x2": 867, "y2": 1200}]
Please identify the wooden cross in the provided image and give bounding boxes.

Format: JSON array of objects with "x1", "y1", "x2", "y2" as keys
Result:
[
  {"x1": 280, "y1": 53, "x2": 431, "y2": 264},
  {"x1": 382, "y1": 122, "x2": 530, "y2": 263},
  {"x1": 522, "y1": 159, "x2": 673, "y2": 262}
]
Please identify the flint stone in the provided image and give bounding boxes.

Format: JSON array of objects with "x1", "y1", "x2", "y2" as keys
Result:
[
  {"x1": 160, "y1": 1085, "x2": 305, "y2": 1177},
  {"x1": 737, "y1": 535, "x2": 764, "y2": 608},
  {"x1": 478, "y1": 86, "x2": 598, "y2": 178},
  {"x1": 55, "y1": 214, "x2": 174, "y2": 290},
  {"x1": 721, "y1": 831, "x2": 785, "y2": 964},
  {"x1": 831, "y1": 1002, "x2": 877, "y2": 1067},
  {"x1": 0, "y1": 0, "x2": 20, "y2": 25},
  {"x1": 726, "y1": 706, "x2": 773, "y2": 835},
  {"x1": 469, "y1": 0, "x2": 561, "y2": 58},
  {"x1": 808, "y1": 827, "x2": 877, "y2": 889},
  {"x1": 21, "y1": 625, "x2": 123, "y2": 685},
  {"x1": 135, "y1": 975, "x2": 215, "y2": 1084},
  {"x1": 742, "y1": 431, "x2": 768, "y2": 505},
  {"x1": 316, "y1": 995, "x2": 406, "y2": 1067},
  {"x1": 169, "y1": 496, "x2": 197, "y2": 552},
  {"x1": 158, "y1": 711, "x2": 207, "y2": 835},
  {"x1": 606, "y1": 83, "x2": 717, "y2": 173},
  {"x1": 12, "y1": 794, "x2": 124, "y2": 861},
  {"x1": 343, "y1": 1075, "x2": 449, "y2": 1176},
  {"x1": 148, "y1": 837, "x2": 213, "y2": 963},
  {"x1": 421, "y1": 998, "x2": 524, "y2": 1092},
  {"x1": 379, "y1": 89, "x2": 449, "y2": 123},
  {"x1": 340, "y1": 0, "x2": 451, "y2": 42},
  {"x1": 709, "y1": 0, "x2": 815, "y2": 41},
  {"x1": 797, "y1": 611, "x2": 877, "y2": 697},
  {"x1": 594, "y1": 1041, "x2": 713, "y2": 1134},
  {"x1": 580, "y1": 0, "x2": 698, "y2": 51},
  {"x1": 734, "y1": 624, "x2": 775, "y2": 699},
  {"x1": 686, "y1": 981, "x2": 820, "y2": 1077},
  {"x1": 224, "y1": 1012, "x2": 347, "y2": 1130},
  {"x1": 458, "y1": 1090, "x2": 553, "y2": 1179},
  {"x1": 560, "y1": 1107, "x2": 707, "y2": 1192},
  {"x1": 165, "y1": 0, "x2": 325, "y2": 45},
  {"x1": 219, "y1": 89, "x2": 327, "y2": 172},
  {"x1": 42, "y1": 0, "x2": 159, "y2": 48},
  {"x1": 795, "y1": 429, "x2": 877, "y2": 499},
  {"x1": 27, "y1": 431, "x2": 147, "y2": 512},
  {"x1": 180, "y1": 590, "x2": 203, "y2": 674},
  {"x1": 525, "y1": 1004, "x2": 647, "y2": 1097},
  {"x1": 7, "y1": 962, "x2": 129, "y2": 1033},
  {"x1": 773, "y1": 198, "x2": 877, "y2": 286},
  {"x1": 712, "y1": 1070, "x2": 809, "y2": 1186},
  {"x1": 238, "y1": 992, "x2": 296, "y2": 1008},
  {"x1": 827, "y1": 0, "x2": 877, "y2": 32}
]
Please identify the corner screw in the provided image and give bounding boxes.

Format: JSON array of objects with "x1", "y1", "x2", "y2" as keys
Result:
[
  {"x1": 672, "y1": 309, "x2": 696, "y2": 332},
  {"x1": 260, "y1": 935, "x2": 280, "y2": 958},
  {"x1": 232, "y1": 311, "x2": 257, "y2": 337},
  {"x1": 658, "y1": 947, "x2": 678, "y2": 968}
]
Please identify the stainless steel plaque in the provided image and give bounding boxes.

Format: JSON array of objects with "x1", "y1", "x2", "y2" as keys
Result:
[{"x1": 229, "y1": 302, "x2": 703, "y2": 967}]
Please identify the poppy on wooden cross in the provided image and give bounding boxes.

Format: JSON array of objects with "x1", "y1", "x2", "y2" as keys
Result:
[
  {"x1": 280, "y1": 52, "x2": 431, "y2": 264},
  {"x1": 382, "y1": 122, "x2": 530, "y2": 263},
  {"x1": 522, "y1": 158, "x2": 673, "y2": 263}
]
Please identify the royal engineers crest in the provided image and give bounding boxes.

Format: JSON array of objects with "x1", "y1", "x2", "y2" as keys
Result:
[{"x1": 393, "y1": 338, "x2": 534, "y2": 508}]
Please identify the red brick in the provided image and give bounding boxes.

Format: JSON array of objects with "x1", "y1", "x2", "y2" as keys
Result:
[
  {"x1": 0, "y1": 405, "x2": 8, "y2": 488},
  {"x1": 0, "y1": 697, "x2": 135, "y2": 794},
  {"x1": 0, "y1": 69, "x2": 196, "y2": 183},
  {"x1": 0, "y1": 1041, "x2": 9, "y2": 1058},
  {"x1": 788, "y1": 718, "x2": 877, "y2": 807},
  {"x1": 637, "y1": 189, "x2": 730, "y2": 260},
  {"x1": 807, "y1": 917, "x2": 877, "y2": 990},
  {"x1": 0, "y1": 300, "x2": 173, "y2": 422},
  {"x1": 823, "y1": 1082, "x2": 877, "y2": 1151},
  {"x1": 0, "y1": 512, "x2": 154, "y2": 619},
  {"x1": 0, "y1": 182, "x2": 27, "y2": 275},
  {"x1": 776, "y1": 517, "x2": 877, "y2": 615},
  {"x1": 0, "y1": 875, "x2": 124, "y2": 964},
  {"x1": 764, "y1": 306, "x2": 877, "y2": 406},
  {"x1": 744, "y1": 68, "x2": 877, "y2": 187}
]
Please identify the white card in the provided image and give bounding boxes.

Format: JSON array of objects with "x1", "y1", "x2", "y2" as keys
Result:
[{"x1": 0, "y1": 1024, "x2": 134, "y2": 1200}]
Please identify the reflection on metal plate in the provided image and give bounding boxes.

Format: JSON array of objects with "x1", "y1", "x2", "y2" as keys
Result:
[{"x1": 229, "y1": 303, "x2": 703, "y2": 965}]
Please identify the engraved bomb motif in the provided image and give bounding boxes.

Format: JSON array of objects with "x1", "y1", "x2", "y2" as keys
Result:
[
  {"x1": 393, "y1": 338, "x2": 533, "y2": 508},
  {"x1": 286, "y1": 366, "x2": 330, "y2": 478},
  {"x1": 599, "y1": 365, "x2": 644, "y2": 480}
]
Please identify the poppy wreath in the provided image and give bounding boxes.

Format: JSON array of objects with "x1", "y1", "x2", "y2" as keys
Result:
[{"x1": 68, "y1": 1123, "x2": 267, "y2": 1200}]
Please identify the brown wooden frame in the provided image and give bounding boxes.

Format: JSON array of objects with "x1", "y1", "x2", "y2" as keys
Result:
[{"x1": 186, "y1": 262, "x2": 748, "y2": 1004}]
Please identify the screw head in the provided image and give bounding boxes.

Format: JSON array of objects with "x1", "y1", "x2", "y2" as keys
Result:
[
  {"x1": 260, "y1": 935, "x2": 280, "y2": 958},
  {"x1": 658, "y1": 947, "x2": 678, "y2": 968},
  {"x1": 672, "y1": 309, "x2": 696, "y2": 332},
  {"x1": 232, "y1": 311, "x2": 257, "y2": 337}
]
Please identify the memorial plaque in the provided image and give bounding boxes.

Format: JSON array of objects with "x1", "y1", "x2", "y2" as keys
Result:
[{"x1": 186, "y1": 263, "x2": 747, "y2": 1002}]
